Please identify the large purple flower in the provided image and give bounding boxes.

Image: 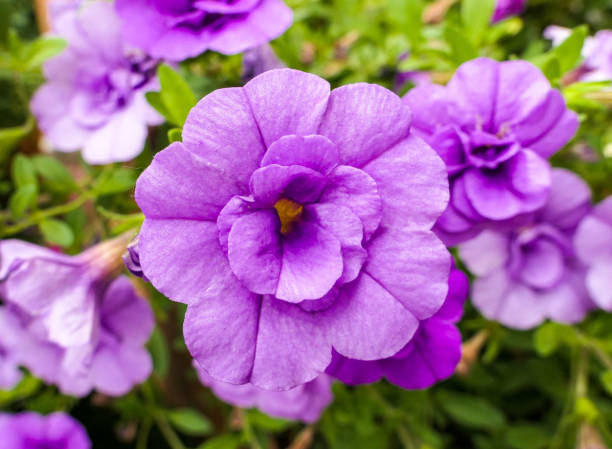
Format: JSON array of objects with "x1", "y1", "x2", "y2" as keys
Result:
[
  {"x1": 197, "y1": 367, "x2": 332, "y2": 423},
  {"x1": 404, "y1": 58, "x2": 579, "y2": 245},
  {"x1": 458, "y1": 169, "x2": 593, "y2": 329},
  {"x1": 574, "y1": 196, "x2": 612, "y2": 311},
  {"x1": 0, "y1": 412, "x2": 91, "y2": 449},
  {"x1": 325, "y1": 264, "x2": 467, "y2": 389},
  {"x1": 0, "y1": 238, "x2": 154, "y2": 396},
  {"x1": 135, "y1": 68, "x2": 450, "y2": 390},
  {"x1": 31, "y1": 1, "x2": 162, "y2": 165},
  {"x1": 492, "y1": 0, "x2": 526, "y2": 22},
  {"x1": 115, "y1": 0, "x2": 293, "y2": 61}
]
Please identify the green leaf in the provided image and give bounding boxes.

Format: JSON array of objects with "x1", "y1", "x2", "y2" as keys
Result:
[
  {"x1": 575, "y1": 397, "x2": 599, "y2": 421},
  {"x1": 0, "y1": 117, "x2": 34, "y2": 163},
  {"x1": 9, "y1": 184, "x2": 37, "y2": 218},
  {"x1": 39, "y1": 219, "x2": 75, "y2": 247},
  {"x1": 168, "y1": 128, "x2": 182, "y2": 143},
  {"x1": 31, "y1": 155, "x2": 78, "y2": 193},
  {"x1": 553, "y1": 25, "x2": 588, "y2": 75},
  {"x1": 601, "y1": 371, "x2": 612, "y2": 396},
  {"x1": 20, "y1": 36, "x2": 67, "y2": 71},
  {"x1": 148, "y1": 328, "x2": 169, "y2": 378},
  {"x1": 505, "y1": 425, "x2": 550, "y2": 449},
  {"x1": 533, "y1": 322, "x2": 570, "y2": 356},
  {"x1": 444, "y1": 25, "x2": 478, "y2": 65},
  {"x1": 246, "y1": 409, "x2": 292, "y2": 432},
  {"x1": 158, "y1": 64, "x2": 197, "y2": 126},
  {"x1": 437, "y1": 390, "x2": 506, "y2": 430},
  {"x1": 94, "y1": 168, "x2": 137, "y2": 195},
  {"x1": 461, "y1": 0, "x2": 496, "y2": 37},
  {"x1": 197, "y1": 434, "x2": 243, "y2": 449},
  {"x1": 12, "y1": 154, "x2": 37, "y2": 188},
  {"x1": 167, "y1": 408, "x2": 213, "y2": 436},
  {"x1": 145, "y1": 91, "x2": 171, "y2": 120}
]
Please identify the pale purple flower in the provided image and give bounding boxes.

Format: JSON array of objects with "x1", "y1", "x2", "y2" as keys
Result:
[
  {"x1": 135, "y1": 68, "x2": 450, "y2": 390},
  {"x1": 545, "y1": 26, "x2": 612, "y2": 82},
  {"x1": 492, "y1": 0, "x2": 526, "y2": 22},
  {"x1": 574, "y1": 196, "x2": 612, "y2": 311},
  {"x1": 404, "y1": 58, "x2": 579, "y2": 245},
  {"x1": 0, "y1": 310, "x2": 23, "y2": 390},
  {"x1": 242, "y1": 44, "x2": 285, "y2": 81},
  {"x1": 197, "y1": 367, "x2": 332, "y2": 423},
  {"x1": 31, "y1": 1, "x2": 162, "y2": 165},
  {"x1": 0, "y1": 412, "x2": 91, "y2": 449},
  {"x1": 115, "y1": 0, "x2": 293, "y2": 62},
  {"x1": 0, "y1": 238, "x2": 154, "y2": 396},
  {"x1": 458, "y1": 169, "x2": 593, "y2": 329},
  {"x1": 325, "y1": 264, "x2": 467, "y2": 389}
]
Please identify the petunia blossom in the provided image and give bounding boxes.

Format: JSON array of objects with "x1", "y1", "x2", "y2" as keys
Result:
[
  {"x1": 0, "y1": 237, "x2": 154, "y2": 396},
  {"x1": 0, "y1": 412, "x2": 91, "y2": 449},
  {"x1": 0, "y1": 310, "x2": 23, "y2": 390},
  {"x1": 574, "y1": 196, "x2": 612, "y2": 311},
  {"x1": 135, "y1": 68, "x2": 450, "y2": 390},
  {"x1": 31, "y1": 1, "x2": 162, "y2": 165},
  {"x1": 197, "y1": 367, "x2": 333, "y2": 423},
  {"x1": 492, "y1": 0, "x2": 526, "y2": 23},
  {"x1": 115, "y1": 0, "x2": 293, "y2": 61},
  {"x1": 325, "y1": 264, "x2": 467, "y2": 389},
  {"x1": 458, "y1": 169, "x2": 593, "y2": 329},
  {"x1": 404, "y1": 57, "x2": 579, "y2": 245}
]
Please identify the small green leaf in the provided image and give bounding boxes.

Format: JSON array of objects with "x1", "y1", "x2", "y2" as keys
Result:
[
  {"x1": 31, "y1": 155, "x2": 78, "y2": 192},
  {"x1": 554, "y1": 25, "x2": 588, "y2": 75},
  {"x1": 158, "y1": 64, "x2": 197, "y2": 126},
  {"x1": 461, "y1": 0, "x2": 496, "y2": 37},
  {"x1": 444, "y1": 25, "x2": 478, "y2": 65},
  {"x1": 167, "y1": 408, "x2": 213, "y2": 436},
  {"x1": 197, "y1": 434, "x2": 243, "y2": 449},
  {"x1": 20, "y1": 36, "x2": 67, "y2": 71},
  {"x1": 534, "y1": 322, "x2": 571, "y2": 356},
  {"x1": 12, "y1": 154, "x2": 37, "y2": 188},
  {"x1": 0, "y1": 117, "x2": 34, "y2": 163},
  {"x1": 148, "y1": 328, "x2": 169, "y2": 378},
  {"x1": 246, "y1": 409, "x2": 291, "y2": 432},
  {"x1": 39, "y1": 219, "x2": 75, "y2": 247},
  {"x1": 145, "y1": 91, "x2": 171, "y2": 120},
  {"x1": 95, "y1": 168, "x2": 137, "y2": 195},
  {"x1": 9, "y1": 184, "x2": 37, "y2": 218},
  {"x1": 575, "y1": 397, "x2": 599, "y2": 421},
  {"x1": 168, "y1": 128, "x2": 182, "y2": 143},
  {"x1": 437, "y1": 390, "x2": 506, "y2": 430},
  {"x1": 601, "y1": 371, "x2": 612, "y2": 396},
  {"x1": 505, "y1": 425, "x2": 549, "y2": 449}
]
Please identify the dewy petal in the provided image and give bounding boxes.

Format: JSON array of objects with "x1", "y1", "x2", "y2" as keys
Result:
[
  {"x1": 538, "y1": 168, "x2": 591, "y2": 230},
  {"x1": 207, "y1": 0, "x2": 293, "y2": 55},
  {"x1": 138, "y1": 219, "x2": 227, "y2": 305},
  {"x1": 250, "y1": 297, "x2": 331, "y2": 390},
  {"x1": 363, "y1": 135, "x2": 449, "y2": 232},
  {"x1": 586, "y1": 259, "x2": 612, "y2": 311},
  {"x1": 319, "y1": 166, "x2": 382, "y2": 240},
  {"x1": 182, "y1": 87, "x2": 266, "y2": 191},
  {"x1": 318, "y1": 83, "x2": 412, "y2": 167},
  {"x1": 261, "y1": 134, "x2": 340, "y2": 175},
  {"x1": 275, "y1": 221, "x2": 343, "y2": 302},
  {"x1": 227, "y1": 210, "x2": 282, "y2": 296},
  {"x1": 244, "y1": 69, "x2": 331, "y2": 147},
  {"x1": 185, "y1": 270, "x2": 261, "y2": 384},
  {"x1": 321, "y1": 273, "x2": 419, "y2": 360},
  {"x1": 364, "y1": 229, "x2": 450, "y2": 320},
  {"x1": 249, "y1": 165, "x2": 327, "y2": 206},
  {"x1": 136, "y1": 142, "x2": 242, "y2": 221},
  {"x1": 458, "y1": 231, "x2": 510, "y2": 277}
]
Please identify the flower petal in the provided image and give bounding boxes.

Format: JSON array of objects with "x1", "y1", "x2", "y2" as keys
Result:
[
  {"x1": 458, "y1": 231, "x2": 509, "y2": 277},
  {"x1": 249, "y1": 164, "x2": 327, "y2": 206},
  {"x1": 261, "y1": 134, "x2": 339, "y2": 175}
]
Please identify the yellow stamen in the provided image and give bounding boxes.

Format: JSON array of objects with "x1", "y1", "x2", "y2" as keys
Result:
[{"x1": 274, "y1": 198, "x2": 303, "y2": 235}]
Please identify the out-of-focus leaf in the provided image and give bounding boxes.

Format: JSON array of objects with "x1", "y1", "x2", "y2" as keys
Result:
[
  {"x1": 20, "y1": 36, "x2": 67, "y2": 71},
  {"x1": 168, "y1": 128, "x2": 182, "y2": 143},
  {"x1": 94, "y1": 168, "x2": 137, "y2": 195},
  {"x1": 246, "y1": 409, "x2": 291, "y2": 432},
  {"x1": 148, "y1": 327, "x2": 169, "y2": 378},
  {"x1": 9, "y1": 184, "x2": 36, "y2": 218},
  {"x1": 39, "y1": 218, "x2": 74, "y2": 247},
  {"x1": 167, "y1": 408, "x2": 213, "y2": 436},
  {"x1": 461, "y1": 0, "x2": 496, "y2": 38},
  {"x1": 0, "y1": 117, "x2": 33, "y2": 163},
  {"x1": 12, "y1": 154, "x2": 37, "y2": 188},
  {"x1": 553, "y1": 25, "x2": 588, "y2": 75},
  {"x1": 534, "y1": 322, "x2": 576, "y2": 356},
  {"x1": 158, "y1": 64, "x2": 197, "y2": 127},
  {"x1": 197, "y1": 434, "x2": 243, "y2": 449},
  {"x1": 601, "y1": 371, "x2": 612, "y2": 396},
  {"x1": 437, "y1": 390, "x2": 506, "y2": 430},
  {"x1": 444, "y1": 25, "x2": 478, "y2": 65},
  {"x1": 505, "y1": 425, "x2": 550, "y2": 449},
  {"x1": 145, "y1": 91, "x2": 171, "y2": 119},
  {"x1": 575, "y1": 397, "x2": 599, "y2": 421},
  {"x1": 31, "y1": 155, "x2": 78, "y2": 192}
]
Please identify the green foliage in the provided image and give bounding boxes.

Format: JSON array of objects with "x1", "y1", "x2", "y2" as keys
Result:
[
  {"x1": 167, "y1": 408, "x2": 213, "y2": 436},
  {"x1": 149, "y1": 64, "x2": 198, "y2": 127}
]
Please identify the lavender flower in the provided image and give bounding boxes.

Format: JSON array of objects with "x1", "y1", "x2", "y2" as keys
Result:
[
  {"x1": 325, "y1": 264, "x2": 467, "y2": 389},
  {"x1": 492, "y1": 0, "x2": 526, "y2": 22},
  {"x1": 0, "y1": 412, "x2": 91, "y2": 449},
  {"x1": 0, "y1": 237, "x2": 154, "y2": 396},
  {"x1": 115, "y1": 0, "x2": 293, "y2": 61},
  {"x1": 404, "y1": 58, "x2": 579, "y2": 245},
  {"x1": 197, "y1": 367, "x2": 332, "y2": 423},
  {"x1": 122, "y1": 236, "x2": 148, "y2": 281},
  {"x1": 574, "y1": 196, "x2": 612, "y2": 311},
  {"x1": 31, "y1": 1, "x2": 162, "y2": 165},
  {"x1": 0, "y1": 310, "x2": 23, "y2": 390},
  {"x1": 135, "y1": 68, "x2": 450, "y2": 390},
  {"x1": 242, "y1": 44, "x2": 286, "y2": 82},
  {"x1": 458, "y1": 169, "x2": 593, "y2": 329}
]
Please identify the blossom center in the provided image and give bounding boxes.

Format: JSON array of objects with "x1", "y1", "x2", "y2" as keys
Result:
[{"x1": 274, "y1": 198, "x2": 303, "y2": 234}]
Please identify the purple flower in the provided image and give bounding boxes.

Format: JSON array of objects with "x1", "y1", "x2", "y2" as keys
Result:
[
  {"x1": 31, "y1": 1, "x2": 162, "y2": 165},
  {"x1": 325, "y1": 265, "x2": 467, "y2": 389},
  {"x1": 135, "y1": 68, "x2": 450, "y2": 390},
  {"x1": 492, "y1": 0, "x2": 526, "y2": 23},
  {"x1": 458, "y1": 169, "x2": 593, "y2": 329},
  {"x1": 242, "y1": 44, "x2": 286, "y2": 81},
  {"x1": 122, "y1": 236, "x2": 148, "y2": 281},
  {"x1": 0, "y1": 310, "x2": 23, "y2": 390},
  {"x1": 115, "y1": 0, "x2": 293, "y2": 61},
  {"x1": 197, "y1": 367, "x2": 333, "y2": 423},
  {"x1": 574, "y1": 196, "x2": 612, "y2": 311},
  {"x1": 0, "y1": 412, "x2": 91, "y2": 449},
  {"x1": 404, "y1": 58, "x2": 579, "y2": 245},
  {"x1": 0, "y1": 237, "x2": 154, "y2": 396}
]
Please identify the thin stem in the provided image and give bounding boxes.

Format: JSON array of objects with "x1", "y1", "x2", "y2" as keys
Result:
[
  {"x1": 154, "y1": 412, "x2": 186, "y2": 449},
  {"x1": 241, "y1": 410, "x2": 263, "y2": 449},
  {"x1": 136, "y1": 418, "x2": 152, "y2": 449}
]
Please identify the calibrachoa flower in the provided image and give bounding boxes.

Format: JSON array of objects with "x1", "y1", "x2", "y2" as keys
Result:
[
  {"x1": 115, "y1": 0, "x2": 293, "y2": 61},
  {"x1": 492, "y1": 0, "x2": 526, "y2": 23},
  {"x1": 135, "y1": 68, "x2": 450, "y2": 390},
  {"x1": 31, "y1": 1, "x2": 162, "y2": 165},
  {"x1": 404, "y1": 57, "x2": 579, "y2": 245},
  {"x1": 458, "y1": 169, "x2": 593, "y2": 329},
  {"x1": 574, "y1": 196, "x2": 612, "y2": 311},
  {"x1": 197, "y1": 367, "x2": 333, "y2": 423},
  {"x1": 0, "y1": 412, "x2": 91, "y2": 449},
  {"x1": 0, "y1": 310, "x2": 23, "y2": 390},
  {"x1": 325, "y1": 264, "x2": 467, "y2": 389},
  {"x1": 242, "y1": 44, "x2": 286, "y2": 81},
  {"x1": 0, "y1": 237, "x2": 154, "y2": 396}
]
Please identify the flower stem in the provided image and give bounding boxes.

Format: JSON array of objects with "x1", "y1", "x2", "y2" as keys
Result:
[{"x1": 154, "y1": 412, "x2": 186, "y2": 449}]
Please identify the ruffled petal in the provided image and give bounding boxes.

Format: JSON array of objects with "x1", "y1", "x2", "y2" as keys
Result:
[
  {"x1": 261, "y1": 134, "x2": 339, "y2": 175},
  {"x1": 458, "y1": 231, "x2": 509, "y2": 277},
  {"x1": 249, "y1": 165, "x2": 327, "y2": 206}
]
